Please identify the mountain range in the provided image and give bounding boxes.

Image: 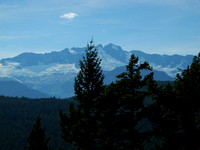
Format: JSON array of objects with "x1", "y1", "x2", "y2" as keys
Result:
[{"x1": 0, "y1": 43, "x2": 194, "y2": 98}]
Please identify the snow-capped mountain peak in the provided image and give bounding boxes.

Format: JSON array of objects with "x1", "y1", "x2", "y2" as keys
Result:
[{"x1": 0, "y1": 43, "x2": 194, "y2": 98}]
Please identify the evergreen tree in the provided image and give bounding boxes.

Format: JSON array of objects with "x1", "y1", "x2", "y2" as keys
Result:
[
  {"x1": 60, "y1": 40, "x2": 104, "y2": 150},
  {"x1": 24, "y1": 116, "x2": 50, "y2": 150},
  {"x1": 116, "y1": 54, "x2": 153, "y2": 149},
  {"x1": 74, "y1": 39, "x2": 104, "y2": 111},
  {"x1": 174, "y1": 52, "x2": 200, "y2": 149},
  {"x1": 142, "y1": 53, "x2": 200, "y2": 149},
  {"x1": 96, "y1": 54, "x2": 153, "y2": 149}
]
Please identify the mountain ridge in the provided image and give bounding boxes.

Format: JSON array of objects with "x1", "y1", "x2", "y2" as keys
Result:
[{"x1": 0, "y1": 43, "x2": 194, "y2": 98}]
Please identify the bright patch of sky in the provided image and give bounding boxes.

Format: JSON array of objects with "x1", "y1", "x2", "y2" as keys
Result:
[{"x1": 0, "y1": 0, "x2": 200, "y2": 58}]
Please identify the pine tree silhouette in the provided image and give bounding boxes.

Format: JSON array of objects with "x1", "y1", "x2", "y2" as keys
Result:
[
  {"x1": 60, "y1": 40, "x2": 104, "y2": 150},
  {"x1": 24, "y1": 115, "x2": 50, "y2": 150}
]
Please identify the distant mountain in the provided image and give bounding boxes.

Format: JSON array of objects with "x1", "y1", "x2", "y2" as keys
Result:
[
  {"x1": 0, "y1": 43, "x2": 194, "y2": 98},
  {"x1": 0, "y1": 78, "x2": 49, "y2": 98},
  {"x1": 0, "y1": 49, "x2": 81, "y2": 67},
  {"x1": 131, "y1": 50, "x2": 193, "y2": 77}
]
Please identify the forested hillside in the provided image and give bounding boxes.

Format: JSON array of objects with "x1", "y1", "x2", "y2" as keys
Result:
[{"x1": 0, "y1": 96, "x2": 73, "y2": 150}]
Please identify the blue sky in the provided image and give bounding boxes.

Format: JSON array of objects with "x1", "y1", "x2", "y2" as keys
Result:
[{"x1": 0, "y1": 0, "x2": 200, "y2": 58}]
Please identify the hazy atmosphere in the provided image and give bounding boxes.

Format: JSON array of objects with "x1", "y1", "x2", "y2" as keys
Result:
[{"x1": 1, "y1": 0, "x2": 200, "y2": 58}]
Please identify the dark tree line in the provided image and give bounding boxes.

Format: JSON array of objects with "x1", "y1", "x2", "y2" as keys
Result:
[{"x1": 25, "y1": 40, "x2": 200, "y2": 150}]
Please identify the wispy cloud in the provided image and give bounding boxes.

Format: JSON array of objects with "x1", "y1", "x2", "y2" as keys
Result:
[
  {"x1": 60, "y1": 13, "x2": 79, "y2": 20},
  {"x1": 0, "y1": 35, "x2": 29, "y2": 41},
  {"x1": 0, "y1": 4, "x2": 18, "y2": 9}
]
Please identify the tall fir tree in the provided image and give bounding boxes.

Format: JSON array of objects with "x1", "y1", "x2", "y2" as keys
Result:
[
  {"x1": 96, "y1": 54, "x2": 153, "y2": 149},
  {"x1": 24, "y1": 116, "x2": 50, "y2": 150},
  {"x1": 60, "y1": 40, "x2": 104, "y2": 150},
  {"x1": 74, "y1": 39, "x2": 104, "y2": 108},
  {"x1": 174, "y1": 52, "x2": 200, "y2": 149},
  {"x1": 116, "y1": 54, "x2": 153, "y2": 149}
]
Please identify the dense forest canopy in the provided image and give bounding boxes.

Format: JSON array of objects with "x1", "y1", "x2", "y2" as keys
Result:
[{"x1": 0, "y1": 97, "x2": 72, "y2": 150}]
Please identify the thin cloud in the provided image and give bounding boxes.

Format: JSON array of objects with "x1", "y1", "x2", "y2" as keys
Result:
[
  {"x1": 0, "y1": 35, "x2": 29, "y2": 41},
  {"x1": 60, "y1": 13, "x2": 78, "y2": 20},
  {"x1": 0, "y1": 4, "x2": 18, "y2": 9}
]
